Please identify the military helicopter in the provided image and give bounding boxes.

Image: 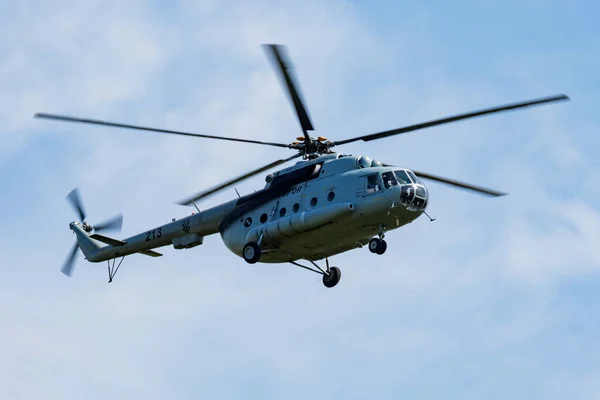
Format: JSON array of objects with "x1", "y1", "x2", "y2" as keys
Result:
[{"x1": 35, "y1": 44, "x2": 569, "y2": 288}]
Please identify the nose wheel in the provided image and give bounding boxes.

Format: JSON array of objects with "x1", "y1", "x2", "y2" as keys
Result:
[
  {"x1": 243, "y1": 242, "x2": 261, "y2": 264},
  {"x1": 369, "y1": 237, "x2": 387, "y2": 255}
]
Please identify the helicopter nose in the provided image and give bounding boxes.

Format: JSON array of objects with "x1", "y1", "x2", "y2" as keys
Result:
[{"x1": 400, "y1": 184, "x2": 428, "y2": 210}]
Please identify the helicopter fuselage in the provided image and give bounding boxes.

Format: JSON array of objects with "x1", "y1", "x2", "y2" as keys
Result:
[
  {"x1": 220, "y1": 153, "x2": 428, "y2": 262},
  {"x1": 68, "y1": 153, "x2": 429, "y2": 267}
]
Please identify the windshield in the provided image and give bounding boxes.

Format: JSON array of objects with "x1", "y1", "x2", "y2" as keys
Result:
[
  {"x1": 407, "y1": 170, "x2": 422, "y2": 184},
  {"x1": 394, "y1": 170, "x2": 412, "y2": 184}
]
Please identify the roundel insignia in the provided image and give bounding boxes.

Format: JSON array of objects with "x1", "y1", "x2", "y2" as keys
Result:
[{"x1": 244, "y1": 217, "x2": 252, "y2": 227}]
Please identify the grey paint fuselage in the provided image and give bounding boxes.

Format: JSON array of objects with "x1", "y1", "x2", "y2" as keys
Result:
[{"x1": 71, "y1": 154, "x2": 427, "y2": 264}]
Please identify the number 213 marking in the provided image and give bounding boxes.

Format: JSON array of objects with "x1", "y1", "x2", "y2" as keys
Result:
[{"x1": 145, "y1": 228, "x2": 162, "y2": 241}]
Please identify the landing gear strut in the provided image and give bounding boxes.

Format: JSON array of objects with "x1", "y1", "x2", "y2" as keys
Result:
[
  {"x1": 369, "y1": 225, "x2": 388, "y2": 255},
  {"x1": 107, "y1": 256, "x2": 125, "y2": 283},
  {"x1": 289, "y1": 257, "x2": 341, "y2": 288}
]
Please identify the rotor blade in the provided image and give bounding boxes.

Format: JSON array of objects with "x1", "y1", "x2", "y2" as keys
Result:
[
  {"x1": 412, "y1": 170, "x2": 507, "y2": 197},
  {"x1": 93, "y1": 213, "x2": 123, "y2": 233},
  {"x1": 61, "y1": 242, "x2": 79, "y2": 277},
  {"x1": 263, "y1": 44, "x2": 314, "y2": 143},
  {"x1": 177, "y1": 153, "x2": 303, "y2": 205},
  {"x1": 333, "y1": 94, "x2": 570, "y2": 146},
  {"x1": 66, "y1": 187, "x2": 86, "y2": 221},
  {"x1": 34, "y1": 113, "x2": 290, "y2": 148}
]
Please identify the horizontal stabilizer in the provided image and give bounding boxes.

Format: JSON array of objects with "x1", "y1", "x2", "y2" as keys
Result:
[
  {"x1": 90, "y1": 233, "x2": 126, "y2": 246},
  {"x1": 139, "y1": 250, "x2": 162, "y2": 257},
  {"x1": 91, "y1": 234, "x2": 162, "y2": 257}
]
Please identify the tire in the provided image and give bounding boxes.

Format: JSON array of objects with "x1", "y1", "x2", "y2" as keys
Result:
[
  {"x1": 242, "y1": 242, "x2": 261, "y2": 264},
  {"x1": 322, "y1": 266, "x2": 341, "y2": 288},
  {"x1": 376, "y1": 239, "x2": 387, "y2": 255},
  {"x1": 368, "y1": 238, "x2": 381, "y2": 253}
]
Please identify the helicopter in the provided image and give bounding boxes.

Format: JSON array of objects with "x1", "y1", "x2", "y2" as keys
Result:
[{"x1": 35, "y1": 44, "x2": 569, "y2": 288}]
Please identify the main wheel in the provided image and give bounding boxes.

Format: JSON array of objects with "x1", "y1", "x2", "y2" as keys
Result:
[
  {"x1": 376, "y1": 239, "x2": 387, "y2": 255},
  {"x1": 368, "y1": 238, "x2": 381, "y2": 253},
  {"x1": 322, "y1": 266, "x2": 341, "y2": 288},
  {"x1": 242, "y1": 242, "x2": 261, "y2": 264}
]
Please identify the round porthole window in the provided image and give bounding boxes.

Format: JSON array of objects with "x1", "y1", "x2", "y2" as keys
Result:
[
  {"x1": 327, "y1": 192, "x2": 335, "y2": 201},
  {"x1": 260, "y1": 213, "x2": 268, "y2": 223},
  {"x1": 244, "y1": 217, "x2": 252, "y2": 227},
  {"x1": 310, "y1": 197, "x2": 318, "y2": 207},
  {"x1": 279, "y1": 208, "x2": 287, "y2": 217},
  {"x1": 293, "y1": 203, "x2": 300, "y2": 212}
]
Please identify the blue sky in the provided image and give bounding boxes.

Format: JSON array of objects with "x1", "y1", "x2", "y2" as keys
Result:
[{"x1": 2, "y1": 1, "x2": 599, "y2": 399}]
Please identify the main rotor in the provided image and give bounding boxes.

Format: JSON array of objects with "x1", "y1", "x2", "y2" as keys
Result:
[{"x1": 34, "y1": 44, "x2": 569, "y2": 203}]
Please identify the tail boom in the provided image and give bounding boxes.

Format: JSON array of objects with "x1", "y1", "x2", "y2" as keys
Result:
[{"x1": 70, "y1": 199, "x2": 237, "y2": 262}]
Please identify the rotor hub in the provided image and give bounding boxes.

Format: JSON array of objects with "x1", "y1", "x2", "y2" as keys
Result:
[
  {"x1": 289, "y1": 136, "x2": 334, "y2": 157},
  {"x1": 82, "y1": 222, "x2": 93, "y2": 233}
]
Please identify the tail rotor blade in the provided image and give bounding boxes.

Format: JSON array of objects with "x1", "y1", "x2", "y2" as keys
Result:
[
  {"x1": 66, "y1": 188, "x2": 86, "y2": 221},
  {"x1": 61, "y1": 242, "x2": 79, "y2": 277},
  {"x1": 93, "y1": 213, "x2": 123, "y2": 233}
]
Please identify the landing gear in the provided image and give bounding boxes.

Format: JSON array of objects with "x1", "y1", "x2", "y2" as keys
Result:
[
  {"x1": 369, "y1": 225, "x2": 388, "y2": 255},
  {"x1": 243, "y1": 242, "x2": 261, "y2": 264},
  {"x1": 107, "y1": 256, "x2": 125, "y2": 283},
  {"x1": 322, "y1": 266, "x2": 341, "y2": 288},
  {"x1": 369, "y1": 237, "x2": 387, "y2": 255},
  {"x1": 289, "y1": 257, "x2": 342, "y2": 288}
]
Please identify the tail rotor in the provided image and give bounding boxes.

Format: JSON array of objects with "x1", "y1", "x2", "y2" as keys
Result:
[
  {"x1": 61, "y1": 242, "x2": 80, "y2": 277},
  {"x1": 91, "y1": 214, "x2": 123, "y2": 233},
  {"x1": 62, "y1": 188, "x2": 123, "y2": 277}
]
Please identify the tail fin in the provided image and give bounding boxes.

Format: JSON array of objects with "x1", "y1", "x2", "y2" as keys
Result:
[{"x1": 70, "y1": 222, "x2": 103, "y2": 262}]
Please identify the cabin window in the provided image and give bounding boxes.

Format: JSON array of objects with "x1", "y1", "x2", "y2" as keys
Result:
[
  {"x1": 366, "y1": 174, "x2": 382, "y2": 194},
  {"x1": 260, "y1": 213, "x2": 268, "y2": 223},
  {"x1": 382, "y1": 171, "x2": 398, "y2": 188},
  {"x1": 244, "y1": 217, "x2": 252, "y2": 227},
  {"x1": 310, "y1": 197, "x2": 318, "y2": 207},
  {"x1": 327, "y1": 191, "x2": 335, "y2": 201},
  {"x1": 293, "y1": 203, "x2": 300, "y2": 212},
  {"x1": 279, "y1": 208, "x2": 287, "y2": 217}
]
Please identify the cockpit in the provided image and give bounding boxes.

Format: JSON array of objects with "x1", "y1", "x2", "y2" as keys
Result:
[{"x1": 365, "y1": 166, "x2": 428, "y2": 211}]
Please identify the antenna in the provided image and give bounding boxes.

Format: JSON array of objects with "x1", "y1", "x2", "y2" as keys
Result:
[
  {"x1": 423, "y1": 211, "x2": 436, "y2": 222},
  {"x1": 234, "y1": 188, "x2": 241, "y2": 198}
]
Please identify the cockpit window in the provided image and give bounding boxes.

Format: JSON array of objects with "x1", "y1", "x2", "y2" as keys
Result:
[
  {"x1": 407, "y1": 170, "x2": 422, "y2": 184},
  {"x1": 382, "y1": 171, "x2": 397, "y2": 188},
  {"x1": 394, "y1": 170, "x2": 412, "y2": 184},
  {"x1": 366, "y1": 173, "x2": 382, "y2": 193}
]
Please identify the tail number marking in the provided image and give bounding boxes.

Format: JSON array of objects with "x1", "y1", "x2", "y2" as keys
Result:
[{"x1": 145, "y1": 228, "x2": 162, "y2": 242}]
